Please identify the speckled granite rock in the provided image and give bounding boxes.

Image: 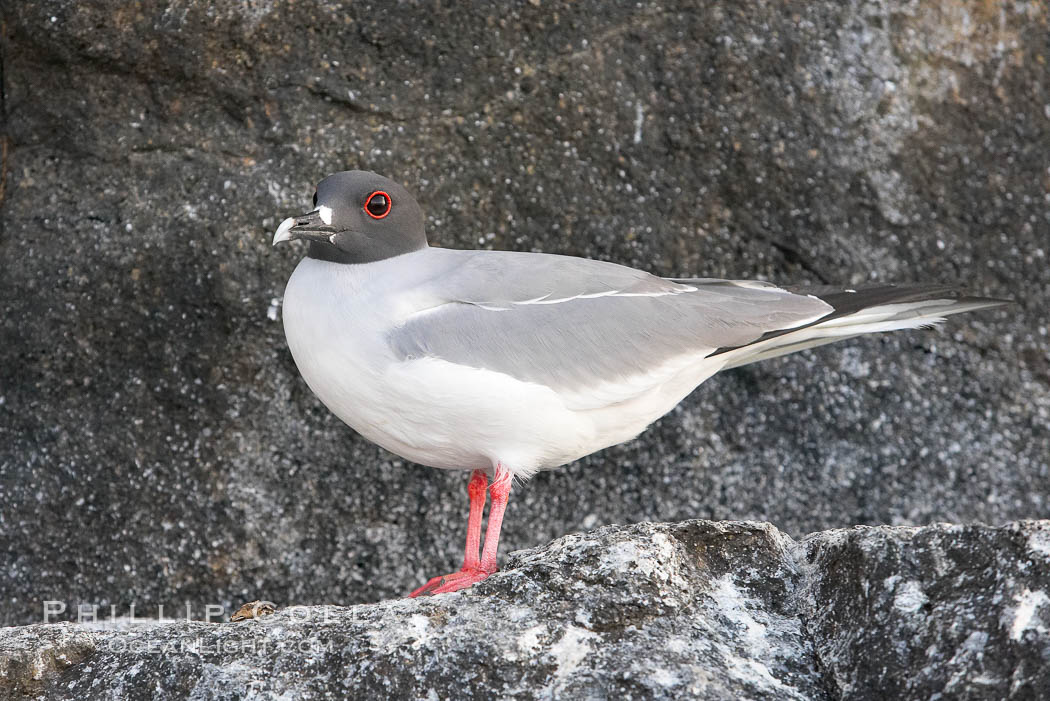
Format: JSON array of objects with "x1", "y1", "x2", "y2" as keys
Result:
[
  {"x1": 800, "y1": 521, "x2": 1050, "y2": 700},
  {"x1": 2, "y1": 520, "x2": 1048, "y2": 700},
  {"x1": 1, "y1": 1, "x2": 1047, "y2": 626}
]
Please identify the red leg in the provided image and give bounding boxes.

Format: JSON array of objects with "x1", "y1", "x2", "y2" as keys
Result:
[
  {"x1": 409, "y1": 465, "x2": 513, "y2": 597},
  {"x1": 462, "y1": 470, "x2": 488, "y2": 570},
  {"x1": 409, "y1": 469, "x2": 488, "y2": 597},
  {"x1": 478, "y1": 466, "x2": 511, "y2": 574}
]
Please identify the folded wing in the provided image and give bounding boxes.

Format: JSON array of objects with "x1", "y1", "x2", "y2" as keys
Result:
[{"x1": 386, "y1": 250, "x2": 833, "y2": 406}]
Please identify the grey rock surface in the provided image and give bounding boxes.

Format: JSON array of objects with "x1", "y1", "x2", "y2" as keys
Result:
[
  {"x1": 1, "y1": 0, "x2": 1047, "y2": 627},
  {"x1": 800, "y1": 521, "x2": 1050, "y2": 699},
  {"x1": 2, "y1": 520, "x2": 1048, "y2": 700}
]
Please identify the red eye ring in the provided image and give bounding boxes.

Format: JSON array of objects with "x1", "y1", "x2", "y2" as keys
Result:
[{"x1": 364, "y1": 190, "x2": 392, "y2": 219}]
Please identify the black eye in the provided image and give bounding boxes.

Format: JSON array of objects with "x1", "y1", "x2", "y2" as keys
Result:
[
  {"x1": 364, "y1": 190, "x2": 392, "y2": 219},
  {"x1": 312, "y1": 192, "x2": 318, "y2": 207}
]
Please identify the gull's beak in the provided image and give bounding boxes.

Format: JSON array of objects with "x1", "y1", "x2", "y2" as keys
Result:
[
  {"x1": 272, "y1": 217, "x2": 296, "y2": 245},
  {"x1": 272, "y1": 208, "x2": 335, "y2": 246}
]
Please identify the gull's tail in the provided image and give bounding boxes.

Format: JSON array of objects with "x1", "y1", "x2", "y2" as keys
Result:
[{"x1": 708, "y1": 284, "x2": 1011, "y2": 370}]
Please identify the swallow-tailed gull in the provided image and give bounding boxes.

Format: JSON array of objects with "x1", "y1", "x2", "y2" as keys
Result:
[{"x1": 272, "y1": 170, "x2": 1007, "y2": 596}]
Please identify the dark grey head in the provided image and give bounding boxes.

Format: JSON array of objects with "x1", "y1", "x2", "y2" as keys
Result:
[{"x1": 272, "y1": 171, "x2": 428, "y2": 264}]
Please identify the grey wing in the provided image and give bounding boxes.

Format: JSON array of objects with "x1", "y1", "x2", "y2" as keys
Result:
[{"x1": 388, "y1": 250, "x2": 832, "y2": 398}]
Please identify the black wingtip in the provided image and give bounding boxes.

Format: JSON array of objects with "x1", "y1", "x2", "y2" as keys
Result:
[
  {"x1": 708, "y1": 284, "x2": 1012, "y2": 359},
  {"x1": 792, "y1": 284, "x2": 1013, "y2": 319}
]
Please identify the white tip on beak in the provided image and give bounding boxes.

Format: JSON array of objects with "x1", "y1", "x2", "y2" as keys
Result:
[{"x1": 272, "y1": 217, "x2": 295, "y2": 246}]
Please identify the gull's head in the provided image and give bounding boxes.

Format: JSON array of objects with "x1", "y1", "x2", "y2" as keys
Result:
[{"x1": 272, "y1": 170, "x2": 428, "y2": 264}]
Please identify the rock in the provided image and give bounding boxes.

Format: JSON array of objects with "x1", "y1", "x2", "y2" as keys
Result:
[
  {"x1": 801, "y1": 521, "x2": 1050, "y2": 699},
  {"x1": 1, "y1": 1, "x2": 1046, "y2": 626},
  {"x1": 2, "y1": 520, "x2": 1048, "y2": 700}
]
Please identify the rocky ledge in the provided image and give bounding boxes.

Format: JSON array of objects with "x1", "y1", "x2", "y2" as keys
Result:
[{"x1": 2, "y1": 520, "x2": 1048, "y2": 700}]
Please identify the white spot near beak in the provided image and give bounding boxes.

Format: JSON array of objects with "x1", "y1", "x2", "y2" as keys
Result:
[
  {"x1": 267, "y1": 297, "x2": 282, "y2": 321},
  {"x1": 318, "y1": 205, "x2": 333, "y2": 226},
  {"x1": 272, "y1": 217, "x2": 295, "y2": 245}
]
